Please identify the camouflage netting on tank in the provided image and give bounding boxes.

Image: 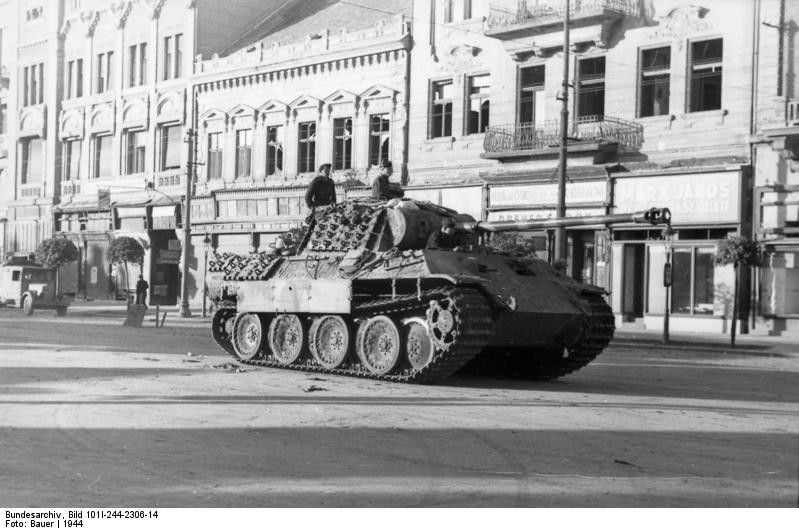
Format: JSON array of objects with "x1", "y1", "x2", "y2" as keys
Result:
[
  {"x1": 307, "y1": 201, "x2": 383, "y2": 252},
  {"x1": 209, "y1": 252, "x2": 282, "y2": 281}
]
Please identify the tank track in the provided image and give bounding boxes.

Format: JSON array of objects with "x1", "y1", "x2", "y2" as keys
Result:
[
  {"x1": 211, "y1": 286, "x2": 494, "y2": 384},
  {"x1": 466, "y1": 291, "x2": 615, "y2": 381}
]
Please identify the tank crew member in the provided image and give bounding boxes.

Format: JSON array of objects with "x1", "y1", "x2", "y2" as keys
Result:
[
  {"x1": 426, "y1": 218, "x2": 459, "y2": 250},
  {"x1": 371, "y1": 160, "x2": 404, "y2": 200},
  {"x1": 305, "y1": 163, "x2": 337, "y2": 209}
]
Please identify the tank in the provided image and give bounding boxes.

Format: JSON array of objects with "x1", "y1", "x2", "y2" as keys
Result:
[{"x1": 209, "y1": 199, "x2": 671, "y2": 383}]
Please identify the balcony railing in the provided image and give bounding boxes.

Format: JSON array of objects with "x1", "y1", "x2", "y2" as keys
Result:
[
  {"x1": 486, "y1": 0, "x2": 638, "y2": 32},
  {"x1": 483, "y1": 115, "x2": 643, "y2": 155},
  {"x1": 60, "y1": 180, "x2": 81, "y2": 196},
  {"x1": 156, "y1": 169, "x2": 183, "y2": 188}
]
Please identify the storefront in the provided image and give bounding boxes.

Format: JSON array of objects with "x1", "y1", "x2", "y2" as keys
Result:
[
  {"x1": 610, "y1": 170, "x2": 746, "y2": 333},
  {"x1": 54, "y1": 201, "x2": 113, "y2": 300}
]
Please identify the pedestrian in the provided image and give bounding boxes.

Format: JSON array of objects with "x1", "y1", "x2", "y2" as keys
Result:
[
  {"x1": 371, "y1": 160, "x2": 404, "y2": 200},
  {"x1": 305, "y1": 163, "x2": 337, "y2": 209},
  {"x1": 135, "y1": 274, "x2": 149, "y2": 306}
]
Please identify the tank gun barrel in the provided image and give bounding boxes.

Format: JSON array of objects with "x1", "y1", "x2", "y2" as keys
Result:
[{"x1": 462, "y1": 207, "x2": 671, "y2": 233}]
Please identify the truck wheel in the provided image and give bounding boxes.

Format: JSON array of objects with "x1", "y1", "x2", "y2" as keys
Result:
[
  {"x1": 22, "y1": 295, "x2": 34, "y2": 316},
  {"x1": 56, "y1": 306, "x2": 68, "y2": 317}
]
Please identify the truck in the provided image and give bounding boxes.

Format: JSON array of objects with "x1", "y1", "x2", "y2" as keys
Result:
[{"x1": 0, "y1": 256, "x2": 74, "y2": 316}]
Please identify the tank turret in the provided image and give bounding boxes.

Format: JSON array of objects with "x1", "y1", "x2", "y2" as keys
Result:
[{"x1": 209, "y1": 199, "x2": 672, "y2": 383}]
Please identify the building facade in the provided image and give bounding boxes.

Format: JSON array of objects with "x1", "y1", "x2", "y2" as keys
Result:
[
  {"x1": 406, "y1": 0, "x2": 758, "y2": 334},
  {"x1": 188, "y1": 6, "x2": 411, "y2": 307}
]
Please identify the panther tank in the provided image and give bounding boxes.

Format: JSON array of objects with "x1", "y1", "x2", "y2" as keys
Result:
[{"x1": 210, "y1": 199, "x2": 671, "y2": 383}]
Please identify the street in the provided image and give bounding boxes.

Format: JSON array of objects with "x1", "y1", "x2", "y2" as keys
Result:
[{"x1": 0, "y1": 308, "x2": 797, "y2": 507}]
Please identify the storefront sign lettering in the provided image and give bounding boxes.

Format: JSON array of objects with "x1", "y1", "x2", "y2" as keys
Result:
[
  {"x1": 490, "y1": 181, "x2": 607, "y2": 208},
  {"x1": 487, "y1": 208, "x2": 606, "y2": 222},
  {"x1": 614, "y1": 172, "x2": 740, "y2": 224}
]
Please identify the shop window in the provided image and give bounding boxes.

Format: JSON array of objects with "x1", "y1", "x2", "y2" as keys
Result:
[
  {"x1": 235, "y1": 128, "x2": 252, "y2": 179},
  {"x1": 689, "y1": 39, "x2": 723, "y2": 112},
  {"x1": 277, "y1": 197, "x2": 289, "y2": 216},
  {"x1": 96, "y1": 51, "x2": 114, "y2": 93},
  {"x1": 519, "y1": 65, "x2": 545, "y2": 126},
  {"x1": 297, "y1": 121, "x2": 316, "y2": 174},
  {"x1": 62, "y1": 139, "x2": 81, "y2": 181},
  {"x1": 92, "y1": 134, "x2": 113, "y2": 179},
  {"x1": 467, "y1": 74, "x2": 490, "y2": 134},
  {"x1": 369, "y1": 114, "x2": 390, "y2": 167},
  {"x1": 577, "y1": 57, "x2": 605, "y2": 119},
  {"x1": 159, "y1": 124, "x2": 181, "y2": 170},
  {"x1": 639, "y1": 46, "x2": 670, "y2": 117},
  {"x1": 430, "y1": 80, "x2": 453, "y2": 138},
  {"x1": 333, "y1": 117, "x2": 352, "y2": 170},
  {"x1": 207, "y1": 132, "x2": 222, "y2": 180},
  {"x1": 20, "y1": 137, "x2": 43, "y2": 184},
  {"x1": 671, "y1": 246, "x2": 716, "y2": 315},
  {"x1": 266, "y1": 125, "x2": 283, "y2": 176},
  {"x1": 125, "y1": 130, "x2": 146, "y2": 175}
]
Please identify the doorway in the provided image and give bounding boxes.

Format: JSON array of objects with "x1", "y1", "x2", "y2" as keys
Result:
[{"x1": 622, "y1": 244, "x2": 645, "y2": 320}]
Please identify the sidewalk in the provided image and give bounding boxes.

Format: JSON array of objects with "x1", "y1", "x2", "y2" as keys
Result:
[
  {"x1": 67, "y1": 300, "x2": 210, "y2": 328},
  {"x1": 614, "y1": 327, "x2": 799, "y2": 355}
]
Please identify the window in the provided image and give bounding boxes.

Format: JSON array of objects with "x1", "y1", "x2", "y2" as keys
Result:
[
  {"x1": 207, "y1": 132, "x2": 223, "y2": 180},
  {"x1": 160, "y1": 125, "x2": 181, "y2": 170},
  {"x1": 464, "y1": 0, "x2": 472, "y2": 19},
  {"x1": 62, "y1": 139, "x2": 81, "y2": 181},
  {"x1": 266, "y1": 125, "x2": 283, "y2": 177},
  {"x1": 671, "y1": 246, "x2": 716, "y2": 315},
  {"x1": 128, "y1": 43, "x2": 147, "y2": 87},
  {"x1": 20, "y1": 138, "x2": 43, "y2": 184},
  {"x1": 65, "y1": 58, "x2": 83, "y2": 99},
  {"x1": 235, "y1": 129, "x2": 252, "y2": 178},
  {"x1": 297, "y1": 121, "x2": 316, "y2": 173},
  {"x1": 467, "y1": 74, "x2": 490, "y2": 134},
  {"x1": 689, "y1": 38, "x2": 723, "y2": 112},
  {"x1": 92, "y1": 135, "x2": 113, "y2": 179},
  {"x1": 0, "y1": 103, "x2": 6, "y2": 135},
  {"x1": 577, "y1": 56, "x2": 605, "y2": 118},
  {"x1": 639, "y1": 46, "x2": 670, "y2": 117},
  {"x1": 96, "y1": 51, "x2": 114, "y2": 93},
  {"x1": 519, "y1": 65, "x2": 545, "y2": 125},
  {"x1": 125, "y1": 130, "x2": 146, "y2": 175},
  {"x1": 333, "y1": 117, "x2": 352, "y2": 170},
  {"x1": 163, "y1": 34, "x2": 182, "y2": 80},
  {"x1": 11, "y1": 271, "x2": 20, "y2": 281},
  {"x1": 22, "y1": 62, "x2": 44, "y2": 106},
  {"x1": 369, "y1": 114, "x2": 390, "y2": 167},
  {"x1": 430, "y1": 80, "x2": 453, "y2": 138}
]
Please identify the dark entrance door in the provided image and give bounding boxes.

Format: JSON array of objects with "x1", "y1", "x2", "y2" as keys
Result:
[
  {"x1": 621, "y1": 244, "x2": 645, "y2": 320},
  {"x1": 149, "y1": 230, "x2": 180, "y2": 306}
]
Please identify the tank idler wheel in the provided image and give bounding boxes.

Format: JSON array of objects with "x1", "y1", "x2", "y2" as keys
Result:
[
  {"x1": 268, "y1": 314, "x2": 305, "y2": 366},
  {"x1": 232, "y1": 313, "x2": 266, "y2": 361},
  {"x1": 212, "y1": 309, "x2": 237, "y2": 354},
  {"x1": 356, "y1": 315, "x2": 401, "y2": 376},
  {"x1": 309, "y1": 315, "x2": 350, "y2": 369},
  {"x1": 427, "y1": 296, "x2": 461, "y2": 352},
  {"x1": 404, "y1": 318, "x2": 434, "y2": 371}
]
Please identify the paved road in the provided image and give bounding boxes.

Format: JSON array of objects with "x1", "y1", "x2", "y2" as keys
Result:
[{"x1": 0, "y1": 309, "x2": 797, "y2": 507}]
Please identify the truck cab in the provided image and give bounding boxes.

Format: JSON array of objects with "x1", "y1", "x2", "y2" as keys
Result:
[{"x1": 0, "y1": 257, "x2": 73, "y2": 316}]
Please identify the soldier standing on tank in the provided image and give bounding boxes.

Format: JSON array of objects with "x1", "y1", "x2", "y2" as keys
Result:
[
  {"x1": 371, "y1": 160, "x2": 404, "y2": 200},
  {"x1": 305, "y1": 163, "x2": 337, "y2": 209}
]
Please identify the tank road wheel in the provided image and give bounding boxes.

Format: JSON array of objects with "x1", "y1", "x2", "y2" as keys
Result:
[
  {"x1": 268, "y1": 314, "x2": 305, "y2": 366},
  {"x1": 404, "y1": 319, "x2": 434, "y2": 371},
  {"x1": 211, "y1": 308, "x2": 237, "y2": 357},
  {"x1": 309, "y1": 315, "x2": 350, "y2": 369},
  {"x1": 427, "y1": 294, "x2": 463, "y2": 352},
  {"x1": 232, "y1": 313, "x2": 266, "y2": 361},
  {"x1": 356, "y1": 315, "x2": 401, "y2": 376}
]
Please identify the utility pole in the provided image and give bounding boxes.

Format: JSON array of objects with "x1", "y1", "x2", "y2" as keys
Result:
[
  {"x1": 179, "y1": 125, "x2": 196, "y2": 318},
  {"x1": 555, "y1": 0, "x2": 571, "y2": 263}
]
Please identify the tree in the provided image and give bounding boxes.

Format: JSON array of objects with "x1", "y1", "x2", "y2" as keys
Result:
[
  {"x1": 108, "y1": 237, "x2": 145, "y2": 300},
  {"x1": 35, "y1": 237, "x2": 79, "y2": 295},
  {"x1": 714, "y1": 235, "x2": 762, "y2": 347}
]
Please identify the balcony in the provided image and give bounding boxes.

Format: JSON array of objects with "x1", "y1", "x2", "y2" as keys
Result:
[
  {"x1": 486, "y1": 0, "x2": 638, "y2": 38},
  {"x1": 482, "y1": 115, "x2": 643, "y2": 159},
  {"x1": 60, "y1": 180, "x2": 82, "y2": 196}
]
